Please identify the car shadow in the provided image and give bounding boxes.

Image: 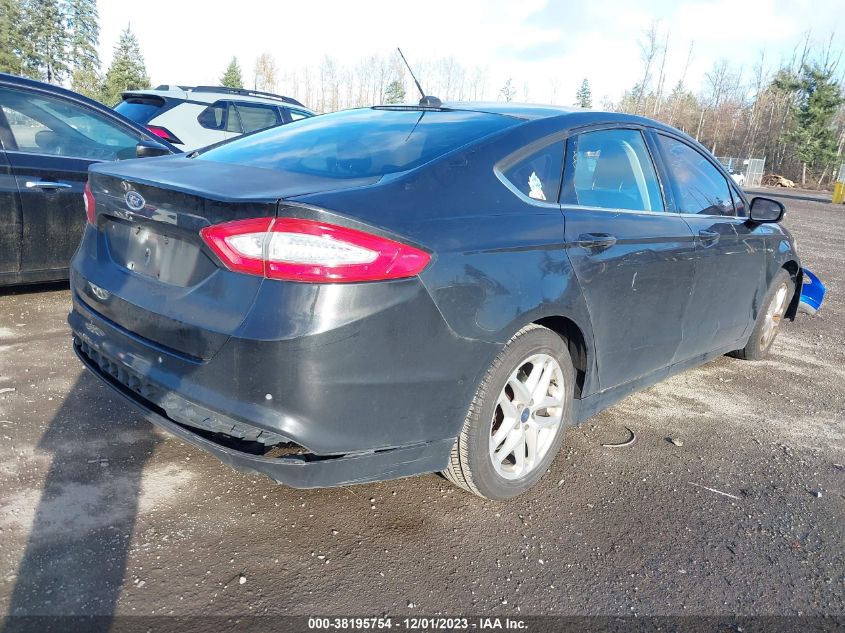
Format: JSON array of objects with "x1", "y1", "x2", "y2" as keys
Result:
[
  {"x1": 3, "y1": 371, "x2": 159, "y2": 632},
  {"x1": 0, "y1": 280, "x2": 69, "y2": 298}
]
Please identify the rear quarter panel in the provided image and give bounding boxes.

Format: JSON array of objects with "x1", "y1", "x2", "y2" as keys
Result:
[{"x1": 292, "y1": 122, "x2": 599, "y2": 397}]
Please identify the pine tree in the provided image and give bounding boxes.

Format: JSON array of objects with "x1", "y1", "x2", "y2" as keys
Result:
[
  {"x1": 19, "y1": 0, "x2": 68, "y2": 82},
  {"x1": 575, "y1": 78, "x2": 592, "y2": 108},
  {"x1": 66, "y1": 0, "x2": 102, "y2": 100},
  {"x1": 785, "y1": 64, "x2": 843, "y2": 186},
  {"x1": 383, "y1": 79, "x2": 405, "y2": 104},
  {"x1": 72, "y1": 65, "x2": 103, "y2": 101},
  {"x1": 220, "y1": 57, "x2": 243, "y2": 88},
  {"x1": 66, "y1": 0, "x2": 99, "y2": 70},
  {"x1": 102, "y1": 26, "x2": 150, "y2": 105},
  {"x1": 0, "y1": 0, "x2": 25, "y2": 74}
]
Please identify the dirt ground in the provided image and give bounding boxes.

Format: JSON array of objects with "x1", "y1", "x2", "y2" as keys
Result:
[{"x1": 0, "y1": 189, "x2": 842, "y2": 625}]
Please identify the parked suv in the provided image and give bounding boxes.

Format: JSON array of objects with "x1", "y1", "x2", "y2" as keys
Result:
[{"x1": 114, "y1": 85, "x2": 314, "y2": 151}]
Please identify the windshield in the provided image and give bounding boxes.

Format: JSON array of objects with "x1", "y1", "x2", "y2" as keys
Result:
[{"x1": 195, "y1": 108, "x2": 518, "y2": 179}]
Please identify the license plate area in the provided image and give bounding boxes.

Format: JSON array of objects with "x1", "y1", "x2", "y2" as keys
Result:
[{"x1": 104, "y1": 217, "x2": 216, "y2": 287}]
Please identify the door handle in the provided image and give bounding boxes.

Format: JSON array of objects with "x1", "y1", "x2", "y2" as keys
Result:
[
  {"x1": 578, "y1": 232, "x2": 617, "y2": 250},
  {"x1": 698, "y1": 229, "x2": 720, "y2": 246},
  {"x1": 25, "y1": 181, "x2": 73, "y2": 190}
]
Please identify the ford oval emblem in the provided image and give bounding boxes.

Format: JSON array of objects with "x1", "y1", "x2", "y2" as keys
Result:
[{"x1": 125, "y1": 190, "x2": 145, "y2": 211}]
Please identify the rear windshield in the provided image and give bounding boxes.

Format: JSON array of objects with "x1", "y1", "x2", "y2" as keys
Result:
[
  {"x1": 194, "y1": 108, "x2": 518, "y2": 178},
  {"x1": 115, "y1": 97, "x2": 165, "y2": 124}
]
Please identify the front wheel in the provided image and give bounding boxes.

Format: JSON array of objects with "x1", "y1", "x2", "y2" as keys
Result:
[
  {"x1": 733, "y1": 269, "x2": 794, "y2": 360},
  {"x1": 443, "y1": 325, "x2": 574, "y2": 500}
]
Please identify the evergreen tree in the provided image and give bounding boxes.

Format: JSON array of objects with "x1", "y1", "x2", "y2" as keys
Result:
[
  {"x1": 66, "y1": 0, "x2": 99, "y2": 71},
  {"x1": 788, "y1": 65, "x2": 845, "y2": 185},
  {"x1": 66, "y1": 0, "x2": 102, "y2": 100},
  {"x1": 220, "y1": 57, "x2": 243, "y2": 88},
  {"x1": 383, "y1": 79, "x2": 405, "y2": 104},
  {"x1": 19, "y1": 0, "x2": 68, "y2": 82},
  {"x1": 71, "y1": 65, "x2": 102, "y2": 101},
  {"x1": 0, "y1": 0, "x2": 25, "y2": 74},
  {"x1": 102, "y1": 26, "x2": 150, "y2": 105},
  {"x1": 575, "y1": 78, "x2": 592, "y2": 108}
]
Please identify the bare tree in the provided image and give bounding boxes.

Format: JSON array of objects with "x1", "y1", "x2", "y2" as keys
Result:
[
  {"x1": 667, "y1": 41, "x2": 694, "y2": 125},
  {"x1": 652, "y1": 29, "x2": 670, "y2": 117},
  {"x1": 253, "y1": 53, "x2": 277, "y2": 92},
  {"x1": 633, "y1": 21, "x2": 661, "y2": 115}
]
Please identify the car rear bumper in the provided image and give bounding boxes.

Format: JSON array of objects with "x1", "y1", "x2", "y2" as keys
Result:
[
  {"x1": 74, "y1": 339, "x2": 452, "y2": 486},
  {"x1": 69, "y1": 258, "x2": 498, "y2": 485}
]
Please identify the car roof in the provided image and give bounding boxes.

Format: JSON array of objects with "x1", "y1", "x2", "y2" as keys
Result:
[
  {"x1": 441, "y1": 101, "x2": 582, "y2": 120},
  {"x1": 378, "y1": 102, "x2": 688, "y2": 132},
  {"x1": 0, "y1": 72, "x2": 179, "y2": 151},
  {"x1": 372, "y1": 102, "x2": 712, "y2": 159},
  {"x1": 123, "y1": 85, "x2": 311, "y2": 110}
]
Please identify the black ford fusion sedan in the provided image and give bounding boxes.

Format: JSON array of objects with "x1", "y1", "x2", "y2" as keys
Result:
[{"x1": 69, "y1": 103, "x2": 801, "y2": 499}]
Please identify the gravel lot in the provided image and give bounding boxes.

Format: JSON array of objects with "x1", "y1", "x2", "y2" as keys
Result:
[{"x1": 0, "y1": 189, "x2": 842, "y2": 624}]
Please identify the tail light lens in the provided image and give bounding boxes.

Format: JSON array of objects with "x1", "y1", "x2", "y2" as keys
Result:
[
  {"x1": 200, "y1": 217, "x2": 430, "y2": 283},
  {"x1": 84, "y1": 180, "x2": 96, "y2": 225},
  {"x1": 147, "y1": 125, "x2": 182, "y2": 145}
]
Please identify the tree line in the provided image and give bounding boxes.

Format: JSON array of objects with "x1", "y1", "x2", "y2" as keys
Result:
[
  {"x1": 609, "y1": 25, "x2": 845, "y2": 187},
  {"x1": 1, "y1": 0, "x2": 150, "y2": 104},
  {"x1": 2, "y1": 2, "x2": 842, "y2": 187},
  {"x1": 213, "y1": 39, "x2": 845, "y2": 188}
]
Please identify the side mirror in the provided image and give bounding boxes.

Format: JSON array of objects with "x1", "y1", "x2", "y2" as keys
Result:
[
  {"x1": 136, "y1": 139, "x2": 171, "y2": 158},
  {"x1": 749, "y1": 196, "x2": 785, "y2": 223}
]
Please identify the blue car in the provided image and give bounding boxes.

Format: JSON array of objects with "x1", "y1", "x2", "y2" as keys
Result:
[
  {"x1": 799, "y1": 269, "x2": 826, "y2": 315},
  {"x1": 69, "y1": 102, "x2": 805, "y2": 499}
]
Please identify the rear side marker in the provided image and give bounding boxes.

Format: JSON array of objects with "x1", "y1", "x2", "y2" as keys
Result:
[
  {"x1": 84, "y1": 181, "x2": 96, "y2": 225},
  {"x1": 200, "y1": 217, "x2": 430, "y2": 283}
]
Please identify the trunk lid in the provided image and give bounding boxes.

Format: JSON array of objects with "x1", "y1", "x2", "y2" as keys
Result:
[
  {"x1": 77, "y1": 156, "x2": 380, "y2": 360},
  {"x1": 77, "y1": 164, "x2": 278, "y2": 361}
]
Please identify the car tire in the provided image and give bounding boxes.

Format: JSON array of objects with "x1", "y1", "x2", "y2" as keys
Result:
[
  {"x1": 443, "y1": 324, "x2": 574, "y2": 500},
  {"x1": 732, "y1": 269, "x2": 794, "y2": 361}
]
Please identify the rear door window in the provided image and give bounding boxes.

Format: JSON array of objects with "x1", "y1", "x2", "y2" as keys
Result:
[
  {"x1": 501, "y1": 142, "x2": 564, "y2": 202},
  {"x1": 288, "y1": 109, "x2": 311, "y2": 121},
  {"x1": 655, "y1": 134, "x2": 735, "y2": 216},
  {"x1": 234, "y1": 102, "x2": 283, "y2": 133},
  {"x1": 563, "y1": 128, "x2": 664, "y2": 212},
  {"x1": 197, "y1": 101, "x2": 242, "y2": 133}
]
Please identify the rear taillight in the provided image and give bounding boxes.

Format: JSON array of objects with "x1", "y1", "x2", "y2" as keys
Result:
[
  {"x1": 200, "y1": 217, "x2": 430, "y2": 283},
  {"x1": 147, "y1": 125, "x2": 182, "y2": 145},
  {"x1": 84, "y1": 180, "x2": 96, "y2": 225}
]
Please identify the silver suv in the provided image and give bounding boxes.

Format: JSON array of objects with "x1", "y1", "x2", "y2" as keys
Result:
[{"x1": 114, "y1": 85, "x2": 314, "y2": 151}]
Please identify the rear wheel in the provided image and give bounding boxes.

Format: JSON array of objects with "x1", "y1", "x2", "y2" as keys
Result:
[
  {"x1": 443, "y1": 325, "x2": 574, "y2": 500},
  {"x1": 733, "y1": 269, "x2": 794, "y2": 360}
]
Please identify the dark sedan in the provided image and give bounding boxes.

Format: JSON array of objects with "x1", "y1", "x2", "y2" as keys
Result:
[
  {"x1": 69, "y1": 103, "x2": 801, "y2": 499},
  {"x1": 0, "y1": 73, "x2": 174, "y2": 286}
]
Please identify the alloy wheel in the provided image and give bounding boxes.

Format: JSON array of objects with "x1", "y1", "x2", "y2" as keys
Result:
[
  {"x1": 760, "y1": 283, "x2": 789, "y2": 349},
  {"x1": 488, "y1": 353, "x2": 566, "y2": 480}
]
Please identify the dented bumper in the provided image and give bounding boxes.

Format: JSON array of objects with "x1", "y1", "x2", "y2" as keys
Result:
[{"x1": 73, "y1": 339, "x2": 452, "y2": 487}]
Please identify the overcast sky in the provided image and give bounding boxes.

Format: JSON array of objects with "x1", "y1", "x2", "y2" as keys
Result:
[{"x1": 96, "y1": 0, "x2": 842, "y2": 106}]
